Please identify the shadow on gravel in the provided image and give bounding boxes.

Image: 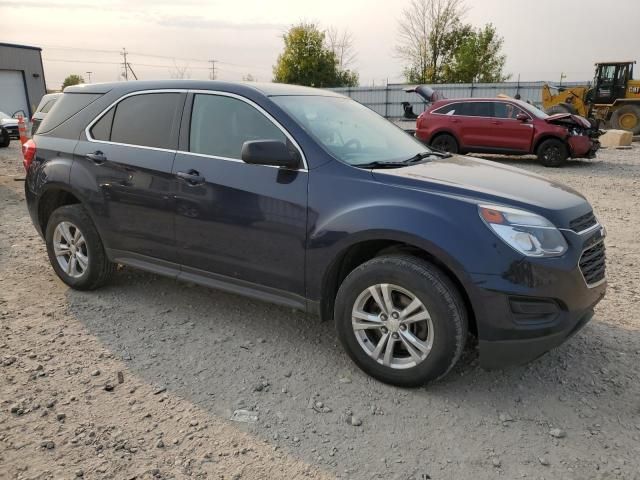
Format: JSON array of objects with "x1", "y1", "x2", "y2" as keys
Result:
[{"x1": 67, "y1": 268, "x2": 640, "y2": 479}]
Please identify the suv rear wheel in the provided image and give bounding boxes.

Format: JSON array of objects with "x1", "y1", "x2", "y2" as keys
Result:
[
  {"x1": 45, "y1": 205, "x2": 115, "y2": 290},
  {"x1": 537, "y1": 138, "x2": 568, "y2": 167},
  {"x1": 430, "y1": 133, "x2": 459, "y2": 154},
  {"x1": 334, "y1": 255, "x2": 468, "y2": 387}
]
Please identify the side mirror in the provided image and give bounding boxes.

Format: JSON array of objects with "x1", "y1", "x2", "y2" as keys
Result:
[
  {"x1": 516, "y1": 113, "x2": 529, "y2": 122},
  {"x1": 241, "y1": 140, "x2": 300, "y2": 169}
]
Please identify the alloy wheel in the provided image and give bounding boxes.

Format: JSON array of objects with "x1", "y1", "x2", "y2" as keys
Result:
[
  {"x1": 53, "y1": 221, "x2": 89, "y2": 278},
  {"x1": 351, "y1": 283, "x2": 434, "y2": 369}
]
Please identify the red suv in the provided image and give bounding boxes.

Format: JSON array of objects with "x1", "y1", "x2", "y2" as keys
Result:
[{"x1": 415, "y1": 98, "x2": 600, "y2": 167}]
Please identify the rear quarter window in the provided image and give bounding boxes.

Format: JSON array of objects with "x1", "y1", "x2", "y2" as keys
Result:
[
  {"x1": 434, "y1": 102, "x2": 471, "y2": 116},
  {"x1": 37, "y1": 93, "x2": 103, "y2": 133}
]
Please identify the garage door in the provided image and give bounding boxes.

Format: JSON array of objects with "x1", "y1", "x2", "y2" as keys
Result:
[{"x1": 0, "y1": 70, "x2": 30, "y2": 117}]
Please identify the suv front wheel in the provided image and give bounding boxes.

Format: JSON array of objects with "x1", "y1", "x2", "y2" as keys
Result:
[
  {"x1": 537, "y1": 138, "x2": 568, "y2": 167},
  {"x1": 45, "y1": 204, "x2": 115, "y2": 290},
  {"x1": 334, "y1": 255, "x2": 468, "y2": 387}
]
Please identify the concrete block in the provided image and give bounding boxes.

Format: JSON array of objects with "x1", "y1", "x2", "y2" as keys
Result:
[{"x1": 600, "y1": 129, "x2": 633, "y2": 148}]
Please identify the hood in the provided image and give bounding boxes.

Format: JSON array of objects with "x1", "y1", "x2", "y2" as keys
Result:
[
  {"x1": 372, "y1": 155, "x2": 590, "y2": 224},
  {"x1": 545, "y1": 113, "x2": 591, "y2": 129},
  {"x1": 0, "y1": 118, "x2": 19, "y2": 127}
]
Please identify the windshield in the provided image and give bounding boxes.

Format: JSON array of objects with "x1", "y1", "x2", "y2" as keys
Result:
[
  {"x1": 272, "y1": 95, "x2": 430, "y2": 166},
  {"x1": 514, "y1": 100, "x2": 548, "y2": 119}
]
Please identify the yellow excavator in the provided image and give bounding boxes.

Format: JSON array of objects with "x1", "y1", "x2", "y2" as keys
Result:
[{"x1": 542, "y1": 61, "x2": 640, "y2": 134}]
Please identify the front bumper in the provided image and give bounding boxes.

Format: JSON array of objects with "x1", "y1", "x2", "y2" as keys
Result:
[
  {"x1": 477, "y1": 298, "x2": 600, "y2": 369},
  {"x1": 467, "y1": 226, "x2": 607, "y2": 368},
  {"x1": 568, "y1": 135, "x2": 599, "y2": 158}
]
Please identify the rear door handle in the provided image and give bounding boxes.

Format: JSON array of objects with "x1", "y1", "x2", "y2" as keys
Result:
[
  {"x1": 491, "y1": 121, "x2": 502, "y2": 125},
  {"x1": 86, "y1": 151, "x2": 106, "y2": 164},
  {"x1": 176, "y1": 169, "x2": 205, "y2": 186}
]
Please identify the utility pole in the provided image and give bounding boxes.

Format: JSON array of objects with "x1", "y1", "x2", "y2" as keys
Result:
[
  {"x1": 121, "y1": 48, "x2": 129, "y2": 81},
  {"x1": 209, "y1": 59, "x2": 216, "y2": 80},
  {"x1": 85, "y1": 71, "x2": 92, "y2": 83}
]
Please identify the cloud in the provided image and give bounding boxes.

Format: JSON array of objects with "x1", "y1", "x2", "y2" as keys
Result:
[{"x1": 156, "y1": 16, "x2": 286, "y2": 31}]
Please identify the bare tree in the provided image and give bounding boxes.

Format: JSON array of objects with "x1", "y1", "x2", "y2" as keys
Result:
[
  {"x1": 396, "y1": 0, "x2": 467, "y2": 83},
  {"x1": 169, "y1": 61, "x2": 192, "y2": 79},
  {"x1": 326, "y1": 26, "x2": 357, "y2": 69}
]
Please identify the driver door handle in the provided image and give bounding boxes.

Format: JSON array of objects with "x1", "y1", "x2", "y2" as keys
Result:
[{"x1": 176, "y1": 169, "x2": 206, "y2": 186}]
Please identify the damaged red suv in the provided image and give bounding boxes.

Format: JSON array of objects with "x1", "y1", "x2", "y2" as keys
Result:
[{"x1": 415, "y1": 98, "x2": 600, "y2": 167}]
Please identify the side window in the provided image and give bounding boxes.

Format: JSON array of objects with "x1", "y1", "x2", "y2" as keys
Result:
[
  {"x1": 434, "y1": 103, "x2": 459, "y2": 115},
  {"x1": 90, "y1": 108, "x2": 114, "y2": 141},
  {"x1": 467, "y1": 102, "x2": 493, "y2": 117},
  {"x1": 493, "y1": 102, "x2": 524, "y2": 119},
  {"x1": 189, "y1": 94, "x2": 286, "y2": 159},
  {"x1": 108, "y1": 93, "x2": 182, "y2": 149}
]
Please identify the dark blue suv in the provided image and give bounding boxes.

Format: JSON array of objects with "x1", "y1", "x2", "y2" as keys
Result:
[{"x1": 24, "y1": 81, "x2": 606, "y2": 386}]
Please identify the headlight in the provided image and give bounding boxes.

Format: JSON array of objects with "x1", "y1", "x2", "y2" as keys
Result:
[{"x1": 479, "y1": 205, "x2": 568, "y2": 257}]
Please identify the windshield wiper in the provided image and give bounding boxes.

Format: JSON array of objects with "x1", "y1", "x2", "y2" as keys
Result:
[
  {"x1": 354, "y1": 151, "x2": 452, "y2": 169},
  {"x1": 401, "y1": 150, "x2": 452, "y2": 164},
  {"x1": 354, "y1": 161, "x2": 408, "y2": 169}
]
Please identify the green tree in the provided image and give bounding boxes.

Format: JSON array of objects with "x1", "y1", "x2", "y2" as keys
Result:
[
  {"x1": 396, "y1": 0, "x2": 468, "y2": 84},
  {"x1": 396, "y1": 0, "x2": 508, "y2": 84},
  {"x1": 61, "y1": 74, "x2": 84, "y2": 90},
  {"x1": 441, "y1": 24, "x2": 510, "y2": 83},
  {"x1": 273, "y1": 23, "x2": 358, "y2": 87}
]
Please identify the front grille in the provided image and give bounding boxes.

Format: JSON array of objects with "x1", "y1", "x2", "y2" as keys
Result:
[
  {"x1": 570, "y1": 211, "x2": 597, "y2": 233},
  {"x1": 579, "y1": 240, "x2": 606, "y2": 286}
]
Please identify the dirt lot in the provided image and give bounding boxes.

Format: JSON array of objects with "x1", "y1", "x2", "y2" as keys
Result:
[{"x1": 1, "y1": 141, "x2": 639, "y2": 480}]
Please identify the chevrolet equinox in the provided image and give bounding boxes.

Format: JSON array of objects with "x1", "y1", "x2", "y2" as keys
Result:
[{"x1": 24, "y1": 81, "x2": 607, "y2": 386}]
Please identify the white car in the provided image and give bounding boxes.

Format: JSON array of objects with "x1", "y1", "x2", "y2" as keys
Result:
[{"x1": 0, "y1": 111, "x2": 21, "y2": 139}]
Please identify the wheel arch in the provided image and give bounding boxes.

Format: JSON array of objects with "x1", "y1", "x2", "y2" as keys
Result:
[
  {"x1": 37, "y1": 184, "x2": 92, "y2": 238},
  {"x1": 318, "y1": 237, "x2": 478, "y2": 336}
]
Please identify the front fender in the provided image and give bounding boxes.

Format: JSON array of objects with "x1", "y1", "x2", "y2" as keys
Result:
[{"x1": 306, "y1": 161, "x2": 521, "y2": 296}]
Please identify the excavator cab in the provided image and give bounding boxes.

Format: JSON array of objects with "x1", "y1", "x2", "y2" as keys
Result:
[{"x1": 592, "y1": 62, "x2": 635, "y2": 105}]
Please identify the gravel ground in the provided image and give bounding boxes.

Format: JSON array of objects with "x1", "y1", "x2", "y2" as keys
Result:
[{"x1": 1, "y1": 141, "x2": 639, "y2": 480}]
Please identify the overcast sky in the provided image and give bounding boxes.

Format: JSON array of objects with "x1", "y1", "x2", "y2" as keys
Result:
[{"x1": 3, "y1": 0, "x2": 639, "y2": 90}]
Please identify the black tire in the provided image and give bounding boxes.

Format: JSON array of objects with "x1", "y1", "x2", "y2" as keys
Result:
[
  {"x1": 45, "y1": 204, "x2": 115, "y2": 290},
  {"x1": 430, "y1": 133, "x2": 459, "y2": 154},
  {"x1": 546, "y1": 104, "x2": 577, "y2": 115},
  {"x1": 537, "y1": 138, "x2": 568, "y2": 167},
  {"x1": 0, "y1": 127, "x2": 9, "y2": 148},
  {"x1": 610, "y1": 104, "x2": 640, "y2": 135},
  {"x1": 334, "y1": 255, "x2": 468, "y2": 387}
]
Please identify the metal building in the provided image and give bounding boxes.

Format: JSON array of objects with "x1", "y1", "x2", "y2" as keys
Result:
[{"x1": 0, "y1": 42, "x2": 47, "y2": 117}]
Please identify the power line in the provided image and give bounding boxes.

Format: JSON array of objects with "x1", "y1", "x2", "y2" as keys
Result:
[
  {"x1": 38, "y1": 43, "x2": 272, "y2": 73},
  {"x1": 42, "y1": 57, "x2": 240, "y2": 74}
]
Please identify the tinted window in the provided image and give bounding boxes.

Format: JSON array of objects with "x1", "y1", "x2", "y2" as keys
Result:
[
  {"x1": 109, "y1": 93, "x2": 182, "y2": 149},
  {"x1": 467, "y1": 102, "x2": 493, "y2": 117},
  {"x1": 493, "y1": 102, "x2": 525, "y2": 119},
  {"x1": 90, "y1": 108, "x2": 114, "y2": 141},
  {"x1": 190, "y1": 94, "x2": 286, "y2": 159},
  {"x1": 37, "y1": 93, "x2": 102, "y2": 134},
  {"x1": 434, "y1": 103, "x2": 460, "y2": 115}
]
